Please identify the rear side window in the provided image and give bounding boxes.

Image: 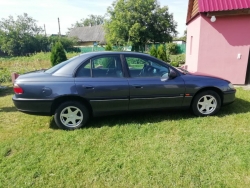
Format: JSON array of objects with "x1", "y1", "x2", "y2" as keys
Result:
[
  {"x1": 75, "y1": 60, "x2": 91, "y2": 77},
  {"x1": 75, "y1": 55, "x2": 123, "y2": 78}
]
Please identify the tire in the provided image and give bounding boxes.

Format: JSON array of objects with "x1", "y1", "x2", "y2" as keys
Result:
[
  {"x1": 54, "y1": 101, "x2": 89, "y2": 130},
  {"x1": 192, "y1": 90, "x2": 221, "y2": 116}
]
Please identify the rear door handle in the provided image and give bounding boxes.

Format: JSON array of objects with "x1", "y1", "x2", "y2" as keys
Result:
[
  {"x1": 82, "y1": 85, "x2": 94, "y2": 89},
  {"x1": 86, "y1": 87, "x2": 94, "y2": 89},
  {"x1": 133, "y1": 85, "x2": 143, "y2": 89}
]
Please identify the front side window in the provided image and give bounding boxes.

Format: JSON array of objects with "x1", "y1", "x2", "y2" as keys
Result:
[
  {"x1": 125, "y1": 56, "x2": 169, "y2": 78},
  {"x1": 75, "y1": 55, "x2": 123, "y2": 78}
]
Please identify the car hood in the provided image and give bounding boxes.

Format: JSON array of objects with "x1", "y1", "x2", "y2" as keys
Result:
[{"x1": 187, "y1": 71, "x2": 229, "y2": 81}]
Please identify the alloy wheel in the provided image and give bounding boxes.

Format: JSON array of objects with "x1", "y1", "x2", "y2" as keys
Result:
[
  {"x1": 60, "y1": 106, "x2": 84, "y2": 128},
  {"x1": 197, "y1": 95, "x2": 217, "y2": 115}
]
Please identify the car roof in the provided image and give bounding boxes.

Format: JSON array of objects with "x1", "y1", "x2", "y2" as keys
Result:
[
  {"x1": 52, "y1": 51, "x2": 156, "y2": 77},
  {"x1": 80, "y1": 51, "x2": 151, "y2": 57}
]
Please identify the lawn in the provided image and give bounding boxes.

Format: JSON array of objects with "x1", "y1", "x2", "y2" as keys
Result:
[{"x1": 1, "y1": 83, "x2": 250, "y2": 187}]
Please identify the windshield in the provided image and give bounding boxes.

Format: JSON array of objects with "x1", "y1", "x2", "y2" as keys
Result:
[{"x1": 45, "y1": 56, "x2": 79, "y2": 74}]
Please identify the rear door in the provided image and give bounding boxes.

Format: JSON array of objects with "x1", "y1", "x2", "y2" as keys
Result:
[
  {"x1": 74, "y1": 54, "x2": 129, "y2": 115},
  {"x1": 124, "y1": 55, "x2": 186, "y2": 110}
]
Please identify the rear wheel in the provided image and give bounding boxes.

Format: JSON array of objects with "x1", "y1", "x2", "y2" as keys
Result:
[
  {"x1": 192, "y1": 90, "x2": 221, "y2": 116},
  {"x1": 54, "y1": 101, "x2": 89, "y2": 130}
]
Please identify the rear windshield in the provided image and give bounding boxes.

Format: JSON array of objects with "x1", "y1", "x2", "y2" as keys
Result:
[{"x1": 45, "y1": 56, "x2": 79, "y2": 74}]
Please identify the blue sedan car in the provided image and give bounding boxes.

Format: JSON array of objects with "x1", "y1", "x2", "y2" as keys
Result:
[{"x1": 13, "y1": 52, "x2": 236, "y2": 130}]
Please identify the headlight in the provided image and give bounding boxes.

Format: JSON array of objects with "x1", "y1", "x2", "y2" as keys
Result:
[{"x1": 228, "y1": 83, "x2": 234, "y2": 89}]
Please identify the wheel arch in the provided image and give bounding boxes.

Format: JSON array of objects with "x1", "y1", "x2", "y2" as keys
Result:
[
  {"x1": 50, "y1": 95, "x2": 93, "y2": 117},
  {"x1": 191, "y1": 87, "x2": 223, "y2": 107}
]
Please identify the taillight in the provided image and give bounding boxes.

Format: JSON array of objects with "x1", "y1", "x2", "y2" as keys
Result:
[{"x1": 13, "y1": 84, "x2": 24, "y2": 94}]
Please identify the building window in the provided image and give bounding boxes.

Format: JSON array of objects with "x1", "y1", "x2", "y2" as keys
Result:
[{"x1": 190, "y1": 36, "x2": 193, "y2": 55}]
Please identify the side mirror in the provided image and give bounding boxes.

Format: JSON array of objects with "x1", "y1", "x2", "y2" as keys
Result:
[{"x1": 169, "y1": 69, "x2": 177, "y2": 79}]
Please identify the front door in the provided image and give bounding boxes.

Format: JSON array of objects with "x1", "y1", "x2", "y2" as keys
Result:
[{"x1": 124, "y1": 55, "x2": 185, "y2": 110}]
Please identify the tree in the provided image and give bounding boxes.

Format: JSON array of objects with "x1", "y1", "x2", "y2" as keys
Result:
[
  {"x1": 105, "y1": 0, "x2": 177, "y2": 51},
  {"x1": 35, "y1": 35, "x2": 50, "y2": 52},
  {"x1": 50, "y1": 41, "x2": 67, "y2": 66},
  {"x1": 174, "y1": 29, "x2": 187, "y2": 42},
  {"x1": 67, "y1": 14, "x2": 105, "y2": 33},
  {"x1": 157, "y1": 44, "x2": 168, "y2": 62},
  {"x1": 166, "y1": 42, "x2": 178, "y2": 55},
  {"x1": 105, "y1": 43, "x2": 113, "y2": 51},
  {"x1": 48, "y1": 36, "x2": 77, "y2": 52},
  {"x1": 0, "y1": 13, "x2": 45, "y2": 56},
  {"x1": 149, "y1": 45, "x2": 157, "y2": 58}
]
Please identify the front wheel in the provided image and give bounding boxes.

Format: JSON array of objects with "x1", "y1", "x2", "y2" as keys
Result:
[
  {"x1": 54, "y1": 101, "x2": 89, "y2": 130},
  {"x1": 192, "y1": 90, "x2": 221, "y2": 116}
]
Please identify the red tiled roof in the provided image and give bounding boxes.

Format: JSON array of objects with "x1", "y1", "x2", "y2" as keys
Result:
[{"x1": 199, "y1": 0, "x2": 250, "y2": 12}]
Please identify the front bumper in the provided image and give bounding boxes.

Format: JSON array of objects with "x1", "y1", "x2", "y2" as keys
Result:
[
  {"x1": 223, "y1": 89, "x2": 236, "y2": 105},
  {"x1": 12, "y1": 96, "x2": 53, "y2": 115}
]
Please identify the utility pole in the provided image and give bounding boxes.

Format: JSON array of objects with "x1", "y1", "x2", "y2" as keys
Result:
[
  {"x1": 58, "y1": 17, "x2": 61, "y2": 37},
  {"x1": 44, "y1": 24, "x2": 46, "y2": 36}
]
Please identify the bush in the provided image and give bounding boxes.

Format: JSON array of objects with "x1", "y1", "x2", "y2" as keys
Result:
[
  {"x1": 149, "y1": 45, "x2": 157, "y2": 58},
  {"x1": 66, "y1": 47, "x2": 81, "y2": 53},
  {"x1": 170, "y1": 61, "x2": 179, "y2": 67},
  {"x1": 0, "y1": 68, "x2": 11, "y2": 83},
  {"x1": 166, "y1": 43, "x2": 178, "y2": 55},
  {"x1": 50, "y1": 42, "x2": 67, "y2": 66},
  {"x1": 166, "y1": 52, "x2": 170, "y2": 63},
  {"x1": 157, "y1": 44, "x2": 168, "y2": 62},
  {"x1": 105, "y1": 43, "x2": 113, "y2": 51},
  {"x1": 170, "y1": 54, "x2": 186, "y2": 65},
  {"x1": 48, "y1": 36, "x2": 77, "y2": 52}
]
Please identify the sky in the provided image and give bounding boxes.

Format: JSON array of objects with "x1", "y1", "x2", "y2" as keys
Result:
[{"x1": 0, "y1": 0, "x2": 188, "y2": 36}]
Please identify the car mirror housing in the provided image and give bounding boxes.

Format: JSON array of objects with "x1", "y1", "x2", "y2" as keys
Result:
[{"x1": 169, "y1": 70, "x2": 177, "y2": 79}]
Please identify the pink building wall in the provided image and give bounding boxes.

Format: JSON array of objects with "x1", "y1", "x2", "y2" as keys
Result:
[
  {"x1": 186, "y1": 16, "x2": 202, "y2": 72},
  {"x1": 186, "y1": 14, "x2": 250, "y2": 84}
]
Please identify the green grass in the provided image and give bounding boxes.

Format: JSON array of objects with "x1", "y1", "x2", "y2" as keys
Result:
[{"x1": 1, "y1": 84, "x2": 250, "y2": 187}]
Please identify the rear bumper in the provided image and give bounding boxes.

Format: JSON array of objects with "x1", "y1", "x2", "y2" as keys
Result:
[
  {"x1": 223, "y1": 89, "x2": 236, "y2": 105},
  {"x1": 12, "y1": 96, "x2": 53, "y2": 115}
]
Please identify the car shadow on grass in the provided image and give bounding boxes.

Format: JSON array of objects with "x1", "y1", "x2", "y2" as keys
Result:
[
  {"x1": 48, "y1": 109, "x2": 194, "y2": 130},
  {"x1": 49, "y1": 117, "x2": 60, "y2": 130},
  {"x1": 0, "y1": 106, "x2": 17, "y2": 113},
  {"x1": 49, "y1": 97, "x2": 250, "y2": 130},
  {"x1": 217, "y1": 97, "x2": 250, "y2": 117},
  {"x1": 86, "y1": 97, "x2": 250, "y2": 129},
  {"x1": 87, "y1": 110, "x2": 193, "y2": 129},
  {"x1": 87, "y1": 98, "x2": 250, "y2": 129},
  {"x1": 0, "y1": 85, "x2": 13, "y2": 97}
]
